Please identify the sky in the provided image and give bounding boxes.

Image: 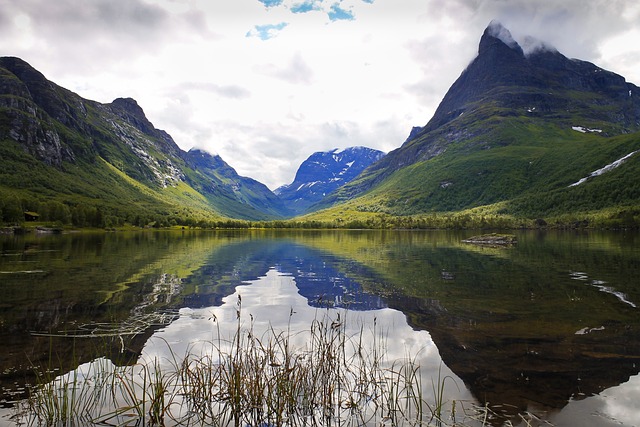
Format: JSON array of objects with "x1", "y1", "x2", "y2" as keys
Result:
[{"x1": 1, "y1": 0, "x2": 639, "y2": 190}]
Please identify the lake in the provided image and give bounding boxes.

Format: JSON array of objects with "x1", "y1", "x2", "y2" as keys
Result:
[{"x1": 0, "y1": 229, "x2": 638, "y2": 426}]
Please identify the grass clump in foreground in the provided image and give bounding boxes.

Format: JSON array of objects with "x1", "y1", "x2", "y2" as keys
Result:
[{"x1": 17, "y1": 298, "x2": 491, "y2": 427}]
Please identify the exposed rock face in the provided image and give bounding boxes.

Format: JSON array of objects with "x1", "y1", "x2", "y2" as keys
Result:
[
  {"x1": 0, "y1": 57, "x2": 75, "y2": 166},
  {"x1": 0, "y1": 57, "x2": 193, "y2": 188},
  {"x1": 110, "y1": 97, "x2": 156, "y2": 135},
  {"x1": 419, "y1": 20, "x2": 638, "y2": 136},
  {"x1": 275, "y1": 146, "x2": 385, "y2": 215}
]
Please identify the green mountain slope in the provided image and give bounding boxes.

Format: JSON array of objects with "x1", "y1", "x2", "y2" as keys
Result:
[
  {"x1": 308, "y1": 22, "x2": 640, "y2": 226},
  {"x1": 183, "y1": 148, "x2": 290, "y2": 219},
  {"x1": 0, "y1": 57, "x2": 290, "y2": 226}
]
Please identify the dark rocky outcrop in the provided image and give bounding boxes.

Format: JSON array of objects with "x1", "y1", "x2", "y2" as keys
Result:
[
  {"x1": 418, "y1": 20, "x2": 639, "y2": 137},
  {"x1": 0, "y1": 57, "x2": 76, "y2": 166}
]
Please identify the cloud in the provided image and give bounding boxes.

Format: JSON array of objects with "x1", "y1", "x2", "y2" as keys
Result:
[
  {"x1": 192, "y1": 111, "x2": 410, "y2": 190},
  {"x1": 448, "y1": 0, "x2": 640, "y2": 62},
  {"x1": 521, "y1": 35, "x2": 557, "y2": 56},
  {"x1": 0, "y1": 0, "x2": 212, "y2": 78},
  {"x1": 258, "y1": 52, "x2": 314, "y2": 85},
  {"x1": 2, "y1": 0, "x2": 640, "y2": 192},
  {"x1": 247, "y1": 22, "x2": 289, "y2": 40},
  {"x1": 0, "y1": 7, "x2": 11, "y2": 30},
  {"x1": 5, "y1": 0, "x2": 169, "y2": 44},
  {"x1": 175, "y1": 82, "x2": 252, "y2": 100},
  {"x1": 249, "y1": 0, "x2": 372, "y2": 23}
]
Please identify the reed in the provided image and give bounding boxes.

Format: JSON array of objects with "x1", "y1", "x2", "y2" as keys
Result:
[{"x1": 18, "y1": 299, "x2": 481, "y2": 426}]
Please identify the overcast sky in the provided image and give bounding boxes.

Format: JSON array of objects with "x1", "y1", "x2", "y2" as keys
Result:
[{"x1": 1, "y1": 0, "x2": 639, "y2": 190}]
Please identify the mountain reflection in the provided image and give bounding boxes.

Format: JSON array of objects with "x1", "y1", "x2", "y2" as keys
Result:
[
  {"x1": 1, "y1": 230, "x2": 639, "y2": 426},
  {"x1": 148, "y1": 231, "x2": 640, "y2": 424},
  {"x1": 180, "y1": 238, "x2": 387, "y2": 311}
]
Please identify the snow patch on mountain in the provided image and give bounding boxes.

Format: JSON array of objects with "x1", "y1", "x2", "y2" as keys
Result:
[
  {"x1": 569, "y1": 150, "x2": 638, "y2": 187},
  {"x1": 572, "y1": 126, "x2": 602, "y2": 133}
]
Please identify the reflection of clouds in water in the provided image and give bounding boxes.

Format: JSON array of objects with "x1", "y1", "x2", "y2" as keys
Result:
[
  {"x1": 550, "y1": 374, "x2": 640, "y2": 427},
  {"x1": 600, "y1": 374, "x2": 640, "y2": 426},
  {"x1": 142, "y1": 268, "x2": 473, "y2": 405}
]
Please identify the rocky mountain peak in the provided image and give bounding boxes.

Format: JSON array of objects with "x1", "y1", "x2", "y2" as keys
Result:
[
  {"x1": 0, "y1": 56, "x2": 78, "y2": 166},
  {"x1": 184, "y1": 148, "x2": 225, "y2": 170},
  {"x1": 336, "y1": 20, "x2": 640, "y2": 208},
  {"x1": 479, "y1": 20, "x2": 524, "y2": 57},
  {"x1": 1, "y1": 57, "x2": 293, "y2": 221},
  {"x1": 111, "y1": 97, "x2": 145, "y2": 117},
  {"x1": 109, "y1": 97, "x2": 156, "y2": 135},
  {"x1": 0, "y1": 56, "x2": 86, "y2": 131},
  {"x1": 409, "y1": 20, "x2": 639, "y2": 139},
  {"x1": 0, "y1": 56, "x2": 48, "y2": 89},
  {"x1": 187, "y1": 147, "x2": 213, "y2": 159}
]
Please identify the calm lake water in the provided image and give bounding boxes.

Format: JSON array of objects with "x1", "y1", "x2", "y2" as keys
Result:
[{"x1": 0, "y1": 229, "x2": 639, "y2": 426}]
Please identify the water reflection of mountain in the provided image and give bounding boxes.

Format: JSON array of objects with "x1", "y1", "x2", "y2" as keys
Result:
[
  {"x1": 176, "y1": 233, "x2": 640, "y2": 424},
  {"x1": 0, "y1": 231, "x2": 199, "y2": 403},
  {"x1": 294, "y1": 231, "x2": 640, "y2": 425},
  {"x1": 2, "y1": 230, "x2": 639, "y2": 426},
  {"x1": 389, "y1": 291, "x2": 640, "y2": 424},
  {"x1": 180, "y1": 239, "x2": 387, "y2": 311}
]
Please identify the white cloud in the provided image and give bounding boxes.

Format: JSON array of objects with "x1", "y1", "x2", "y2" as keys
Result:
[
  {"x1": 258, "y1": 51, "x2": 314, "y2": 84},
  {"x1": 1, "y1": 0, "x2": 639, "y2": 189}
]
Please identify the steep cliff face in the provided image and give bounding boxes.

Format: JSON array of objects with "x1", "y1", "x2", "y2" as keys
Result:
[
  {"x1": 419, "y1": 20, "x2": 638, "y2": 136},
  {"x1": 0, "y1": 57, "x2": 185, "y2": 186},
  {"x1": 0, "y1": 58, "x2": 77, "y2": 166}
]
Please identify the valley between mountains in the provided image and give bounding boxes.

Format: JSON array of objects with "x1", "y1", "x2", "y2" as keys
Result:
[{"x1": 2, "y1": 21, "x2": 639, "y2": 229}]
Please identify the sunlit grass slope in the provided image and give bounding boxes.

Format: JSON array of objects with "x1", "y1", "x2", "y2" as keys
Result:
[{"x1": 304, "y1": 115, "x2": 640, "y2": 228}]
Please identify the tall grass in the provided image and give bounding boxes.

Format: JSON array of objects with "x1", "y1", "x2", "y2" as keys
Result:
[{"x1": 17, "y1": 298, "x2": 484, "y2": 426}]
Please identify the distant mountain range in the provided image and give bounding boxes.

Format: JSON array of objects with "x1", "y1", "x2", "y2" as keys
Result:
[
  {"x1": 275, "y1": 147, "x2": 385, "y2": 215},
  {"x1": 2, "y1": 20, "x2": 640, "y2": 228}
]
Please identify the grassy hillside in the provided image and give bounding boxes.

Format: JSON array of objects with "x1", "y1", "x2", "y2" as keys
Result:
[
  {"x1": 0, "y1": 57, "x2": 291, "y2": 227},
  {"x1": 0, "y1": 137, "x2": 226, "y2": 227},
  {"x1": 300, "y1": 24, "x2": 640, "y2": 229},
  {"x1": 301, "y1": 115, "x2": 640, "y2": 228}
]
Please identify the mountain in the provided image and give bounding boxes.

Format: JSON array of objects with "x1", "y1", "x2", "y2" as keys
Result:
[
  {"x1": 275, "y1": 146, "x2": 385, "y2": 215},
  {"x1": 182, "y1": 148, "x2": 291, "y2": 219},
  {"x1": 0, "y1": 56, "x2": 289, "y2": 226},
  {"x1": 312, "y1": 21, "x2": 640, "y2": 224},
  {"x1": 4, "y1": 18, "x2": 640, "y2": 230}
]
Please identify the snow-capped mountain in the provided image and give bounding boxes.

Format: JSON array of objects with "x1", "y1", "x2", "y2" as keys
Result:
[{"x1": 275, "y1": 146, "x2": 385, "y2": 215}]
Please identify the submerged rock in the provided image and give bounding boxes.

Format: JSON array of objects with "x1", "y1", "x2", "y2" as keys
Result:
[{"x1": 462, "y1": 233, "x2": 517, "y2": 246}]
